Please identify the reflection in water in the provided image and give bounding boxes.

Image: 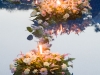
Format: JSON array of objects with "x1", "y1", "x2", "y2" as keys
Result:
[
  {"x1": 0, "y1": 0, "x2": 100, "y2": 33},
  {"x1": 0, "y1": 0, "x2": 100, "y2": 17},
  {"x1": 0, "y1": 0, "x2": 32, "y2": 10}
]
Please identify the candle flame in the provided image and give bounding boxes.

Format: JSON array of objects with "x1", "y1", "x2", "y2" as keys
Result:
[
  {"x1": 35, "y1": 0, "x2": 38, "y2": 4},
  {"x1": 39, "y1": 45, "x2": 43, "y2": 54},
  {"x1": 57, "y1": 29, "x2": 60, "y2": 34},
  {"x1": 60, "y1": 24, "x2": 63, "y2": 32},
  {"x1": 56, "y1": 0, "x2": 61, "y2": 6},
  {"x1": 56, "y1": 24, "x2": 63, "y2": 34}
]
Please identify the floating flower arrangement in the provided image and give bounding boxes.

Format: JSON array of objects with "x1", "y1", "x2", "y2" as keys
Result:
[{"x1": 10, "y1": 49, "x2": 75, "y2": 75}]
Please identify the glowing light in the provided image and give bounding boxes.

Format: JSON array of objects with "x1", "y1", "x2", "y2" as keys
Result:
[
  {"x1": 57, "y1": 29, "x2": 60, "y2": 34},
  {"x1": 57, "y1": 24, "x2": 63, "y2": 34},
  {"x1": 39, "y1": 45, "x2": 43, "y2": 54},
  {"x1": 56, "y1": 0, "x2": 61, "y2": 6},
  {"x1": 60, "y1": 24, "x2": 63, "y2": 32},
  {"x1": 35, "y1": 0, "x2": 38, "y2": 5}
]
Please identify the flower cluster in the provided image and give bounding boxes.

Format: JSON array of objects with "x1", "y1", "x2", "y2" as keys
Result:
[
  {"x1": 27, "y1": 0, "x2": 92, "y2": 40},
  {"x1": 31, "y1": 0, "x2": 91, "y2": 23},
  {"x1": 10, "y1": 50, "x2": 75, "y2": 75}
]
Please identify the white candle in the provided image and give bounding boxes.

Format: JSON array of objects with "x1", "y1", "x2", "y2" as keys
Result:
[{"x1": 39, "y1": 45, "x2": 43, "y2": 54}]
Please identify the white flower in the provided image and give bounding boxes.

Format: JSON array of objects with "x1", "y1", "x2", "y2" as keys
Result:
[
  {"x1": 32, "y1": 69, "x2": 38, "y2": 74},
  {"x1": 24, "y1": 68, "x2": 30, "y2": 75},
  {"x1": 43, "y1": 62, "x2": 50, "y2": 67},
  {"x1": 9, "y1": 63, "x2": 14, "y2": 70},
  {"x1": 26, "y1": 52, "x2": 35, "y2": 57},
  {"x1": 78, "y1": 1, "x2": 82, "y2": 4},
  {"x1": 32, "y1": 2, "x2": 35, "y2": 6},
  {"x1": 97, "y1": 23, "x2": 100, "y2": 26},
  {"x1": 44, "y1": 50, "x2": 50, "y2": 54},
  {"x1": 63, "y1": 13, "x2": 69, "y2": 20},
  {"x1": 9, "y1": 63, "x2": 16, "y2": 73},
  {"x1": 30, "y1": 55, "x2": 37, "y2": 61},
  {"x1": 37, "y1": 12, "x2": 40, "y2": 15},
  {"x1": 61, "y1": 4, "x2": 68, "y2": 9},
  {"x1": 11, "y1": 67, "x2": 16, "y2": 73},
  {"x1": 38, "y1": 26, "x2": 44, "y2": 30},
  {"x1": 43, "y1": 21, "x2": 49, "y2": 26},
  {"x1": 38, "y1": 20, "x2": 43, "y2": 24},
  {"x1": 87, "y1": 15, "x2": 92, "y2": 18},
  {"x1": 23, "y1": 58, "x2": 31, "y2": 64},
  {"x1": 61, "y1": 63, "x2": 67, "y2": 70},
  {"x1": 83, "y1": 17, "x2": 88, "y2": 20},
  {"x1": 30, "y1": 10, "x2": 37, "y2": 17}
]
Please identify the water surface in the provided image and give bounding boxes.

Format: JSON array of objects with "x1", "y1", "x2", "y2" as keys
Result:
[{"x1": 0, "y1": 9, "x2": 100, "y2": 75}]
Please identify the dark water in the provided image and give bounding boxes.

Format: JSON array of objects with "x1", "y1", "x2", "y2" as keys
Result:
[{"x1": 0, "y1": 0, "x2": 100, "y2": 18}]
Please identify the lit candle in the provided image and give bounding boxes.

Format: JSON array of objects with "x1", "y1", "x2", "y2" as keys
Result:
[
  {"x1": 35, "y1": 0, "x2": 38, "y2": 5},
  {"x1": 60, "y1": 24, "x2": 63, "y2": 33},
  {"x1": 72, "y1": 0, "x2": 74, "y2": 9},
  {"x1": 39, "y1": 45, "x2": 43, "y2": 54},
  {"x1": 57, "y1": 29, "x2": 60, "y2": 35},
  {"x1": 56, "y1": 0, "x2": 61, "y2": 6}
]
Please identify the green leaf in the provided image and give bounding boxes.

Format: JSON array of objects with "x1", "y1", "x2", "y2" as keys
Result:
[
  {"x1": 13, "y1": 70, "x2": 22, "y2": 75},
  {"x1": 32, "y1": 29, "x2": 43, "y2": 38},
  {"x1": 67, "y1": 58, "x2": 75, "y2": 62},
  {"x1": 27, "y1": 27, "x2": 33, "y2": 32}
]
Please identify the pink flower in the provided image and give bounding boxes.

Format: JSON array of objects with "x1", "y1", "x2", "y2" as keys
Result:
[
  {"x1": 22, "y1": 72, "x2": 25, "y2": 75},
  {"x1": 55, "y1": 57, "x2": 61, "y2": 61},
  {"x1": 40, "y1": 68, "x2": 48, "y2": 75},
  {"x1": 62, "y1": 72, "x2": 65, "y2": 75},
  {"x1": 11, "y1": 67, "x2": 16, "y2": 73},
  {"x1": 62, "y1": 53, "x2": 70, "y2": 58},
  {"x1": 41, "y1": 10, "x2": 46, "y2": 17},
  {"x1": 43, "y1": 21, "x2": 49, "y2": 26}
]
